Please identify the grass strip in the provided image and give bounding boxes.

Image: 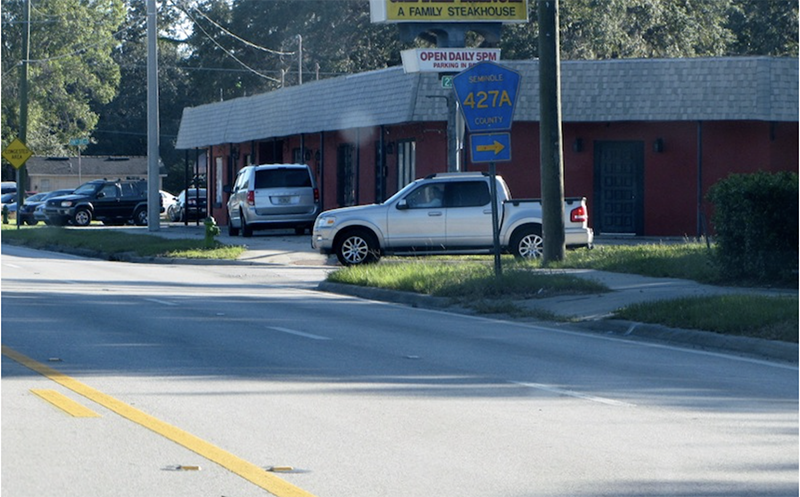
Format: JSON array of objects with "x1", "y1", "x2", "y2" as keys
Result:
[
  {"x1": 328, "y1": 261, "x2": 607, "y2": 299},
  {"x1": 615, "y1": 294, "x2": 799, "y2": 342},
  {"x1": 1, "y1": 225, "x2": 245, "y2": 260}
]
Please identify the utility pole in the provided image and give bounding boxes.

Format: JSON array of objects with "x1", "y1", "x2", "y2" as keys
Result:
[
  {"x1": 16, "y1": 0, "x2": 31, "y2": 229},
  {"x1": 297, "y1": 34, "x2": 302, "y2": 85},
  {"x1": 538, "y1": 0, "x2": 565, "y2": 262},
  {"x1": 146, "y1": 0, "x2": 160, "y2": 231}
]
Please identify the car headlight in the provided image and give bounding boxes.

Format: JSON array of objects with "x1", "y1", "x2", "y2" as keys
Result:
[
  {"x1": 316, "y1": 216, "x2": 336, "y2": 228},
  {"x1": 60, "y1": 200, "x2": 73, "y2": 207}
]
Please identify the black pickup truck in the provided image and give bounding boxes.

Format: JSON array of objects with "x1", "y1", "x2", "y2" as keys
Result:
[{"x1": 44, "y1": 179, "x2": 151, "y2": 226}]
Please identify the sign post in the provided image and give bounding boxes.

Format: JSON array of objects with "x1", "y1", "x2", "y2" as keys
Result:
[
  {"x1": 452, "y1": 61, "x2": 521, "y2": 276},
  {"x1": 2, "y1": 138, "x2": 33, "y2": 229}
]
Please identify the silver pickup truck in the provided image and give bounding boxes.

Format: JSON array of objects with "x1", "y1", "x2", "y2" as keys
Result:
[{"x1": 312, "y1": 172, "x2": 594, "y2": 265}]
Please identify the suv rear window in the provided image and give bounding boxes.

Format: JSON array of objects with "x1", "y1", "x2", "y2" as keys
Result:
[{"x1": 255, "y1": 169, "x2": 312, "y2": 189}]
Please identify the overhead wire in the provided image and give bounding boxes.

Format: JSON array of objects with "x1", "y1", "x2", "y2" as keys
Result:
[
  {"x1": 169, "y1": 0, "x2": 285, "y2": 83},
  {"x1": 173, "y1": 0, "x2": 295, "y2": 56}
]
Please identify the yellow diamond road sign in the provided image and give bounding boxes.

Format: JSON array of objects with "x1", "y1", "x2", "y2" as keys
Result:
[{"x1": 2, "y1": 138, "x2": 33, "y2": 169}]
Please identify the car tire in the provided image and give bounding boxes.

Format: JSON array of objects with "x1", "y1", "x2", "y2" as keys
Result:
[
  {"x1": 134, "y1": 208, "x2": 148, "y2": 226},
  {"x1": 241, "y1": 211, "x2": 253, "y2": 237},
  {"x1": 228, "y1": 213, "x2": 239, "y2": 236},
  {"x1": 73, "y1": 208, "x2": 92, "y2": 227},
  {"x1": 511, "y1": 225, "x2": 544, "y2": 259},
  {"x1": 335, "y1": 229, "x2": 380, "y2": 266}
]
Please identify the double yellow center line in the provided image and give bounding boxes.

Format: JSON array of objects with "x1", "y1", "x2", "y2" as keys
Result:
[{"x1": 3, "y1": 345, "x2": 318, "y2": 497}]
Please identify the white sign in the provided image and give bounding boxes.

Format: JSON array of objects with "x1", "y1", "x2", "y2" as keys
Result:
[{"x1": 401, "y1": 48, "x2": 501, "y2": 73}]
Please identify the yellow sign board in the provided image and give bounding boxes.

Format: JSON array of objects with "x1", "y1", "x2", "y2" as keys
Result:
[
  {"x1": 370, "y1": 0, "x2": 529, "y2": 23},
  {"x1": 2, "y1": 138, "x2": 33, "y2": 169}
]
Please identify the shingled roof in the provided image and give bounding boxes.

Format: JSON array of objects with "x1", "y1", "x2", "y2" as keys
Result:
[
  {"x1": 25, "y1": 156, "x2": 150, "y2": 177},
  {"x1": 176, "y1": 56, "x2": 798, "y2": 150}
]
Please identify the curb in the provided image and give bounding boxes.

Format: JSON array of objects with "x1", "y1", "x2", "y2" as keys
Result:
[{"x1": 317, "y1": 281, "x2": 798, "y2": 365}]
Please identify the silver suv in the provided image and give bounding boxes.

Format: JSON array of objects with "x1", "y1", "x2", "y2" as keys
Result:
[{"x1": 226, "y1": 164, "x2": 320, "y2": 237}]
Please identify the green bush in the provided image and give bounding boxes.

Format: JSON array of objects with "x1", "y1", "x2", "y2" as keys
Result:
[{"x1": 707, "y1": 171, "x2": 798, "y2": 284}]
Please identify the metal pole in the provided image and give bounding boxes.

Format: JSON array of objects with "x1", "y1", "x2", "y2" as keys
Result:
[
  {"x1": 489, "y1": 162, "x2": 502, "y2": 277},
  {"x1": 297, "y1": 34, "x2": 302, "y2": 85},
  {"x1": 146, "y1": 0, "x2": 160, "y2": 231}
]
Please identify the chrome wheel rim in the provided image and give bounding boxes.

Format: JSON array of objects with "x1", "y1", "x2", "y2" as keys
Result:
[{"x1": 342, "y1": 236, "x2": 369, "y2": 264}]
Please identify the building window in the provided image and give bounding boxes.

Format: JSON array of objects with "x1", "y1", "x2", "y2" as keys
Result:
[
  {"x1": 215, "y1": 156, "x2": 224, "y2": 206},
  {"x1": 337, "y1": 143, "x2": 356, "y2": 207},
  {"x1": 397, "y1": 140, "x2": 416, "y2": 188}
]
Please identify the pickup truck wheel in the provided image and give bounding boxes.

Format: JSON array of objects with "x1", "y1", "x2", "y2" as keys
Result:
[
  {"x1": 511, "y1": 226, "x2": 544, "y2": 259},
  {"x1": 134, "y1": 208, "x2": 148, "y2": 226},
  {"x1": 335, "y1": 229, "x2": 379, "y2": 266},
  {"x1": 73, "y1": 208, "x2": 92, "y2": 227}
]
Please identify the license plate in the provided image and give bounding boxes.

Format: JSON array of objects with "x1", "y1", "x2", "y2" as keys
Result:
[{"x1": 274, "y1": 196, "x2": 293, "y2": 205}]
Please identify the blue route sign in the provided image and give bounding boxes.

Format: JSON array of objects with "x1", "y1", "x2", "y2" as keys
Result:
[
  {"x1": 452, "y1": 62, "x2": 521, "y2": 133},
  {"x1": 470, "y1": 132, "x2": 511, "y2": 163}
]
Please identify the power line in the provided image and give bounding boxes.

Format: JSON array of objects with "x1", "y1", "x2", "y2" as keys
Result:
[
  {"x1": 173, "y1": 1, "x2": 281, "y2": 83},
  {"x1": 171, "y1": 0, "x2": 295, "y2": 57}
]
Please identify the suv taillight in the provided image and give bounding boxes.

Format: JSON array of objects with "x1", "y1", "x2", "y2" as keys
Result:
[
  {"x1": 246, "y1": 191, "x2": 255, "y2": 206},
  {"x1": 570, "y1": 205, "x2": 588, "y2": 223},
  {"x1": 313, "y1": 187, "x2": 319, "y2": 203}
]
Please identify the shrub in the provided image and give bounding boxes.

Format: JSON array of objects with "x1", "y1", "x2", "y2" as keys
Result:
[{"x1": 707, "y1": 171, "x2": 798, "y2": 285}]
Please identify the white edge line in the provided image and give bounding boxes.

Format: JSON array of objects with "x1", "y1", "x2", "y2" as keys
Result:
[
  {"x1": 512, "y1": 381, "x2": 636, "y2": 407},
  {"x1": 269, "y1": 326, "x2": 330, "y2": 341},
  {"x1": 142, "y1": 298, "x2": 178, "y2": 306}
]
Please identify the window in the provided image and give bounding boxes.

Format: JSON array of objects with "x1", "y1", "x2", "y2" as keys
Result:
[
  {"x1": 255, "y1": 168, "x2": 311, "y2": 189},
  {"x1": 100, "y1": 184, "x2": 118, "y2": 199},
  {"x1": 448, "y1": 182, "x2": 491, "y2": 207},
  {"x1": 397, "y1": 140, "x2": 416, "y2": 188},
  {"x1": 405, "y1": 184, "x2": 444, "y2": 209},
  {"x1": 215, "y1": 157, "x2": 224, "y2": 205}
]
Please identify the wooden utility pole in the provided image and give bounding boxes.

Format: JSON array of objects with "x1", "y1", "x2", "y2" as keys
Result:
[{"x1": 538, "y1": 0, "x2": 565, "y2": 262}]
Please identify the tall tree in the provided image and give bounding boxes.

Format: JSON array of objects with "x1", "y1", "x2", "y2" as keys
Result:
[
  {"x1": 86, "y1": 0, "x2": 193, "y2": 193},
  {"x1": 1, "y1": 0, "x2": 126, "y2": 156}
]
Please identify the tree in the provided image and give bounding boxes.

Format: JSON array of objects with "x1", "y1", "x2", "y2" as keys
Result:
[
  {"x1": 1, "y1": 0, "x2": 125, "y2": 157},
  {"x1": 85, "y1": 0, "x2": 194, "y2": 193},
  {"x1": 727, "y1": 0, "x2": 798, "y2": 56}
]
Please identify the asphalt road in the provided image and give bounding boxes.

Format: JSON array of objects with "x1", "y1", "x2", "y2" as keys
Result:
[{"x1": 2, "y1": 244, "x2": 798, "y2": 497}]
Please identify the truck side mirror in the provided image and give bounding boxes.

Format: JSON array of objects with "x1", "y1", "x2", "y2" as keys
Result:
[
  {"x1": 96, "y1": 192, "x2": 105, "y2": 198},
  {"x1": 396, "y1": 199, "x2": 409, "y2": 210}
]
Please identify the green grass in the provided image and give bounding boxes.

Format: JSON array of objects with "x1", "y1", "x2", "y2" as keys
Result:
[
  {"x1": 328, "y1": 261, "x2": 608, "y2": 299},
  {"x1": 1, "y1": 224, "x2": 246, "y2": 260},
  {"x1": 616, "y1": 294, "x2": 798, "y2": 343},
  {"x1": 553, "y1": 242, "x2": 721, "y2": 283}
]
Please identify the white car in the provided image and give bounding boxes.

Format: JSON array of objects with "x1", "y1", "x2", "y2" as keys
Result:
[{"x1": 160, "y1": 190, "x2": 177, "y2": 218}]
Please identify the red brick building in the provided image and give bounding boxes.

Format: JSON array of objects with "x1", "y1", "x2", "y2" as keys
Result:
[{"x1": 176, "y1": 57, "x2": 798, "y2": 237}]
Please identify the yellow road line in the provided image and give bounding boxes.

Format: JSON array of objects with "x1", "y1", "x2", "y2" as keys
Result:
[
  {"x1": 30, "y1": 389, "x2": 101, "y2": 417},
  {"x1": 3, "y1": 345, "x2": 318, "y2": 497}
]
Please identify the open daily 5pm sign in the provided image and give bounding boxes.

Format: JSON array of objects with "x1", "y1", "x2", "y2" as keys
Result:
[{"x1": 370, "y1": 0, "x2": 529, "y2": 23}]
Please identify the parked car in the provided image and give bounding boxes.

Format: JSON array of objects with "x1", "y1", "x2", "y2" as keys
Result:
[
  {"x1": 1, "y1": 181, "x2": 16, "y2": 195},
  {"x1": 225, "y1": 164, "x2": 320, "y2": 237},
  {"x1": 16, "y1": 192, "x2": 48, "y2": 225},
  {"x1": 312, "y1": 172, "x2": 593, "y2": 265},
  {"x1": 44, "y1": 179, "x2": 150, "y2": 226},
  {"x1": 168, "y1": 188, "x2": 207, "y2": 222},
  {"x1": 21, "y1": 189, "x2": 75, "y2": 225},
  {"x1": 160, "y1": 190, "x2": 178, "y2": 218}
]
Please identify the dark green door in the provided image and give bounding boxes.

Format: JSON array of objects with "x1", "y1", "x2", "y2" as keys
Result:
[{"x1": 593, "y1": 141, "x2": 644, "y2": 235}]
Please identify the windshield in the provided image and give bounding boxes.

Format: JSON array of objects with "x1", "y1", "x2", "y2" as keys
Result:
[
  {"x1": 382, "y1": 179, "x2": 424, "y2": 204},
  {"x1": 25, "y1": 193, "x2": 47, "y2": 203},
  {"x1": 73, "y1": 182, "x2": 99, "y2": 195}
]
